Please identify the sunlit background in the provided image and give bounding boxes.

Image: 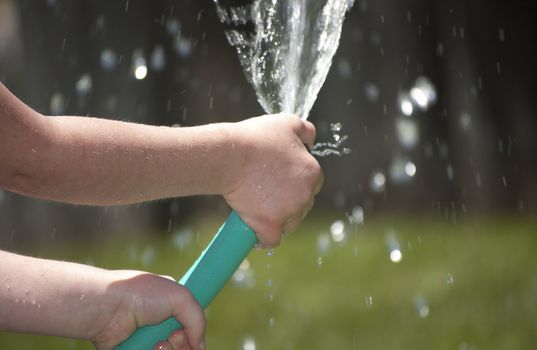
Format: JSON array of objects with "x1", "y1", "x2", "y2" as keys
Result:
[{"x1": 1, "y1": 0, "x2": 536, "y2": 349}]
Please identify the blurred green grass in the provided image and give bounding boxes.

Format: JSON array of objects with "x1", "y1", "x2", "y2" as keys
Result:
[{"x1": 1, "y1": 213, "x2": 537, "y2": 350}]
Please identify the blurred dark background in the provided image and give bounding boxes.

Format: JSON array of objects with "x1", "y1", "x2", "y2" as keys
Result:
[{"x1": 0, "y1": 0, "x2": 536, "y2": 247}]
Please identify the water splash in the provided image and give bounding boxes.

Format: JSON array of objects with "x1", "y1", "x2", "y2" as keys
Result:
[
  {"x1": 311, "y1": 122, "x2": 351, "y2": 156},
  {"x1": 215, "y1": 0, "x2": 354, "y2": 120}
]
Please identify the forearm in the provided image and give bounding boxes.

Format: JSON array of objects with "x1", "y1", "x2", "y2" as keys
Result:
[
  {"x1": 32, "y1": 116, "x2": 236, "y2": 205},
  {"x1": 0, "y1": 250, "x2": 116, "y2": 340},
  {"x1": 0, "y1": 82, "x2": 238, "y2": 205}
]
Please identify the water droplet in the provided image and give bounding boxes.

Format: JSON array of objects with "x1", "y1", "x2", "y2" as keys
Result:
[
  {"x1": 365, "y1": 295, "x2": 373, "y2": 309},
  {"x1": 132, "y1": 48, "x2": 147, "y2": 80},
  {"x1": 446, "y1": 164, "x2": 454, "y2": 180},
  {"x1": 459, "y1": 112, "x2": 472, "y2": 131},
  {"x1": 266, "y1": 249, "x2": 274, "y2": 257},
  {"x1": 436, "y1": 42, "x2": 445, "y2": 56},
  {"x1": 364, "y1": 82, "x2": 380, "y2": 102},
  {"x1": 414, "y1": 296, "x2": 430, "y2": 318},
  {"x1": 150, "y1": 45, "x2": 166, "y2": 71},
  {"x1": 317, "y1": 256, "x2": 323, "y2": 268},
  {"x1": 399, "y1": 93, "x2": 413, "y2": 116},
  {"x1": 395, "y1": 117, "x2": 419, "y2": 149},
  {"x1": 369, "y1": 171, "x2": 386, "y2": 193},
  {"x1": 498, "y1": 28, "x2": 505, "y2": 42},
  {"x1": 268, "y1": 317, "x2": 275, "y2": 327},
  {"x1": 75, "y1": 74, "x2": 92, "y2": 96},
  {"x1": 350, "y1": 206, "x2": 364, "y2": 224},
  {"x1": 389, "y1": 249, "x2": 402, "y2": 263},
  {"x1": 330, "y1": 122, "x2": 342, "y2": 132},
  {"x1": 242, "y1": 336, "x2": 256, "y2": 350},
  {"x1": 166, "y1": 18, "x2": 181, "y2": 36},
  {"x1": 49, "y1": 92, "x2": 65, "y2": 115},
  {"x1": 174, "y1": 34, "x2": 192, "y2": 58},
  {"x1": 134, "y1": 65, "x2": 147, "y2": 80},
  {"x1": 386, "y1": 231, "x2": 402, "y2": 263},
  {"x1": 267, "y1": 279, "x2": 272, "y2": 287},
  {"x1": 317, "y1": 233, "x2": 331, "y2": 254},
  {"x1": 446, "y1": 273, "x2": 454, "y2": 286},
  {"x1": 141, "y1": 246, "x2": 155, "y2": 266},
  {"x1": 476, "y1": 173, "x2": 482, "y2": 188},
  {"x1": 79, "y1": 294, "x2": 86, "y2": 301},
  {"x1": 337, "y1": 58, "x2": 352, "y2": 79},
  {"x1": 330, "y1": 220, "x2": 346, "y2": 242},
  {"x1": 390, "y1": 156, "x2": 414, "y2": 184},
  {"x1": 409, "y1": 76, "x2": 437, "y2": 111},
  {"x1": 100, "y1": 48, "x2": 117, "y2": 71},
  {"x1": 405, "y1": 161, "x2": 417, "y2": 177},
  {"x1": 233, "y1": 259, "x2": 254, "y2": 288},
  {"x1": 172, "y1": 228, "x2": 194, "y2": 250}
]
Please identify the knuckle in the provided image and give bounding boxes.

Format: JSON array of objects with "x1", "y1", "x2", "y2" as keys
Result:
[
  {"x1": 174, "y1": 285, "x2": 195, "y2": 307},
  {"x1": 305, "y1": 121, "x2": 317, "y2": 140},
  {"x1": 304, "y1": 157, "x2": 322, "y2": 183}
]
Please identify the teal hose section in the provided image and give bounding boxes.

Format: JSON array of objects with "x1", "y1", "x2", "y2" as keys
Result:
[{"x1": 114, "y1": 211, "x2": 257, "y2": 350}]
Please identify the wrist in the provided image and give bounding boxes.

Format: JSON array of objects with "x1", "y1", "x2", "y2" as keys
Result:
[{"x1": 194, "y1": 122, "x2": 245, "y2": 196}]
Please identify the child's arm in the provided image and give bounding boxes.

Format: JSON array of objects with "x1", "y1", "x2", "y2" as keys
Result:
[
  {"x1": 0, "y1": 82, "x2": 322, "y2": 247},
  {"x1": 0, "y1": 249, "x2": 205, "y2": 350}
]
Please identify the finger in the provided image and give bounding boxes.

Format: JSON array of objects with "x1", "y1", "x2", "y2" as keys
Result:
[
  {"x1": 160, "y1": 275, "x2": 176, "y2": 282},
  {"x1": 168, "y1": 329, "x2": 192, "y2": 350},
  {"x1": 302, "y1": 198, "x2": 315, "y2": 220},
  {"x1": 297, "y1": 120, "x2": 316, "y2": 148},
  {"x1": 153, "y1": 341, "x2": 172, "y2": 350},
  {"x1": 170, "y1": 287, "x2": 206, "y2": 350},
  {"x1": 255, "y1": 231, "x2": 281, "y2": 249},
  {"x1": 248, "y1": 216, "x2": 282, "y2": 249},
  {"x1": 315, "y1": 170, "x2": 324, "y2": 194},
  {"x1": 283, "y1": 215, "x2": 302, "y2": 235}
]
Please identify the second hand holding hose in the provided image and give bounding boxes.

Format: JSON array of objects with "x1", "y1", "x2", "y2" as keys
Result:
[{"x1": 114, "y1": 211, "x2": 256, "y2": 350}]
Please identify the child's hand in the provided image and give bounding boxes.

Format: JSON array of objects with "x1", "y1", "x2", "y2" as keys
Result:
[
  {"x1": 222, "y1": 114, "x2": 323, "y2": 248},
  {"x1": 0, "y1": 251, "x2": 204, "y2": 350},
  {"x1": 92, "y1": 270, "x2": 205, "y2": 350}
]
